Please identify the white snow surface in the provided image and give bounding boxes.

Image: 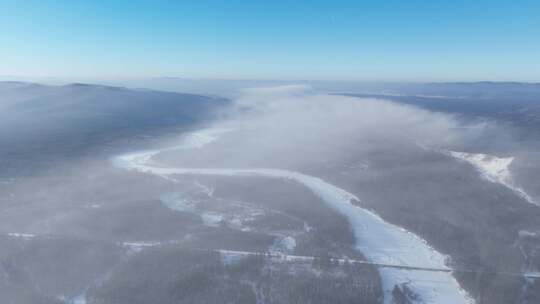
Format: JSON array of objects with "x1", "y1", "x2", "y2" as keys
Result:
[
  {"x1": 270, "y1": 235, "x2": 297, "y2": 253},
  {"x1": 7, "y1": 232, "x2": 36, "y2": 239},
  {"x1": 160, "y1": 192, "x2": 259, "y2": 228},
  {"x1": 70, "y1": 294, "x2": 87, "y2": 304},
  {"x1": 201, "y1": 213, "x2": 224, "y2": 227},
  {"x1": 113, "y1": 127, "x2": 474, "y2": 304},
  {"x1": 448, "y1": 151, "x2": 536, "y2": 205},
  {"x1": 160, "y1": 192, "x2": 195, "y2": 213},
  {"x1": 280, "y1": 236, "x2": 297, "y2": 252},
  {"x1": 122, "y1": 241, "x2": 162, "y2": 253}
]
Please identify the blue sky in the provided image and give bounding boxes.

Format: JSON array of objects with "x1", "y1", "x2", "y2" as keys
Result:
[{"x1": 1, "y1": 0, "x2": 539, "y2": 81}]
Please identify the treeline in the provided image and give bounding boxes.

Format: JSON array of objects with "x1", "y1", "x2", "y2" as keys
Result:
[{"x1": 87, "y1": 246, "x2": 381, "y2": 304}]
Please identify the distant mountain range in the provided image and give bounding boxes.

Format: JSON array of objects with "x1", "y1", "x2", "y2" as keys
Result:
[{"x1": 343, "y1": 81, "x2": 540, "y2": 138}]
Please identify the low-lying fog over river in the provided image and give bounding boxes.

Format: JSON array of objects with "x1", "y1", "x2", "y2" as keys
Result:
[{"x1": 1, "y1": 82, "x2": 540, "y2": 304}]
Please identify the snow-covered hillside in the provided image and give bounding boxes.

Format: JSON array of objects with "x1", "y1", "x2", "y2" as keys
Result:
[{"x1": 448, "y1": 151, "x2": 536, "y2": 205}]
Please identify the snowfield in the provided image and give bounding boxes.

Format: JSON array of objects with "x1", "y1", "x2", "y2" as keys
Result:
[
  {"x1": 7, "y1": 232, "x2": 36, "y2": 239},
  {"x1": 113, "y1": 128, "x2": 474, "y2": 304},
  {"x1": 448, "y1": 151, "x2": 536, "y2": 205}
]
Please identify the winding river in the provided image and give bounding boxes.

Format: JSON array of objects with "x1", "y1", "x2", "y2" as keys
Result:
[{"x1": 113, "y1": 128, "x2": 473, "y2": 304}]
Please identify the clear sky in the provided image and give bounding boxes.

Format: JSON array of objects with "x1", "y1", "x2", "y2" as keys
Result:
[{"x1": 1, "y1": 0, "x2": 539, "y2": 82}]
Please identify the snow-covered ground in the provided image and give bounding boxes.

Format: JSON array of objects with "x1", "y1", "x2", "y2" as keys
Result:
[
  {"x1": 269, "y1": 235, "x2": 297, "y2": 253},
  {"x1": 113, "y1": 128, "x2": 474, "y2": 304},
  {"x1": 69, "y1": 294, "x2": 87, "y2": 304},
  {"x1": 276, "y1": 236, "x2": 296, "y2": 252},
  {"x1": 7, "y1": 232, "x2": 36, "y2": 239},
  {"x1": 159, "y1": 191, "x2": 264, "y2": 230},
  {"x1": 121, "y1": 241, "x2": 163, "y2": 253},
  {"x1": 448, "y1": 151, "x2": 536, "y2": 205}
]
